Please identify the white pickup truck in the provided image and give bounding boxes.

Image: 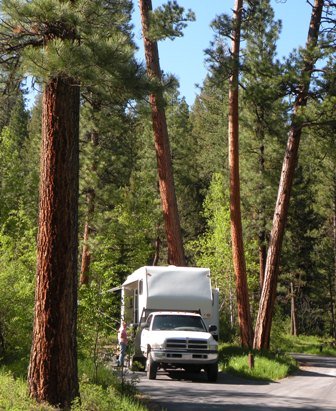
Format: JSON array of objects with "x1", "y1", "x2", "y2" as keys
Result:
[{"x1": 140, "y1": 311, "x2": 219, "y2": 381}]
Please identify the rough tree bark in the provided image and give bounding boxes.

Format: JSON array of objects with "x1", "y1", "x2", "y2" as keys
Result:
[
  {"x1": 228, "y1": 0, "x2": 254, "y2": 349},
  {"x1": 28, "y1": 76, "x2": 80, "y2": 408},
  {"x1": 139, "y1": 0, "x2": 185, "y2": 266},
  {"x1": 253, "y1": 0, "x2": 324, "y2": 350}
]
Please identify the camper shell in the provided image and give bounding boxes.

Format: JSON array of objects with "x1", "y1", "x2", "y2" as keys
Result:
[
  {"x1": 121, "y1": 265, "x2": 219, "y2": 332},
  {"x1": 121, "y1": 266, "x2": 219, "y2": 363}
]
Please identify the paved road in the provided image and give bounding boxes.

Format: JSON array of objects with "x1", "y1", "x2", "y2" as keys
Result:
[{"x1": 135, "y1": 354, "x2": 336, "y2": 410}]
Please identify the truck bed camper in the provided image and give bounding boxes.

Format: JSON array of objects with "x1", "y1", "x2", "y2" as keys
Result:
[{"x1": 120, "y1": 265, "x2": 219, "y2": 371}]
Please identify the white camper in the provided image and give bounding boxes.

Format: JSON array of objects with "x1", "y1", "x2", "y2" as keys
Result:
[
  {"x1": 121, "y1": 265, "x2": 219, "y2": 334},
  {"x1": 121, "y1": 265, "x2": 219, "y2": 370}
]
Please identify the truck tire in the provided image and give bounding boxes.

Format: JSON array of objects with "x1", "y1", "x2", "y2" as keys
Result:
[
  {"x1": 146, "y1": 353, "x2": 157, "y2": 380},
  {"x1": 206, "y1": 362, "x2": 218, "y2": 382}
]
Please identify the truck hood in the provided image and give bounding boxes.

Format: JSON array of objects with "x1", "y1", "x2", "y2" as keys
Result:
[{"x1": 147, "y1": 330, "x2": 218, "y2": 345}]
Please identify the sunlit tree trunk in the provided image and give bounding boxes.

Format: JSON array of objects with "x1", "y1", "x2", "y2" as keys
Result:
[
  {"x1": 254, "y1": 0, "x2": 324, "y2": 350},
  {"x1": 28, "y1": 76, "x2": 80, "y2": 407},
  {"x1": 139, "y1": 0, "x2": 185, "y2": 266},
  {"x1": 228, "y1": 0, "x2": 253, "y2": 349}
]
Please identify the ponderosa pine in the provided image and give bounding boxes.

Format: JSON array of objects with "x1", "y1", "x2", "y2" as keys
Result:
[
  {"x1": 28, "y1": 75, "x2": 80, "y2": 407},
  {"x1": 138, "y1": 0, "x2": 187, "y2": 266},
  {"x1": 228, "y1": 0, "x2": 254, "y2": 349},
  {"x1": 254, "y1": 0, "x2": 325, "y2": 350},
  {"x1": 1, "y1": 0, "x2": 144, "y2": 406}
]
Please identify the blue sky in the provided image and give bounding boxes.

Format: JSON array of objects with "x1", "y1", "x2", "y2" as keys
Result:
[{"x1": 132, "y1": 0, "x2": 313, "y2": 106}]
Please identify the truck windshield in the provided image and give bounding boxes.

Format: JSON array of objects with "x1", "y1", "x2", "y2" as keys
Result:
[{"x1": 152, "y1": 315, "x2": 206, "y2": 332}]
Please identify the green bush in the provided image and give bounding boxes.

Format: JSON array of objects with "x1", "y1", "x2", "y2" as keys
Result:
[{"x1": 0, "y1": 212, "x2": 36, "y2": 361}]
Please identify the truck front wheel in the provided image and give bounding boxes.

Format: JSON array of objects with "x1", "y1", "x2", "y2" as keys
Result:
[
  {"x1": 206, "y1": 362, "x2": 218, "y2": 382},
  {"x1": 146, "y1": 352, "x2": 158, "y2": 380}
]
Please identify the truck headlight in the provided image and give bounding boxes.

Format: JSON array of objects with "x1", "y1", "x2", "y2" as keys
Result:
[
  {"x1": 208, "y1": 342, "x2": 218, "y2": 351},
  {"x1": 151, "y1": 342, "x2": 164, "y2": 350}
]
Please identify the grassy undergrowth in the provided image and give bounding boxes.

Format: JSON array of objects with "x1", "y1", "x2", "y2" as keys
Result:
[
  {"x1": 2, "y1": 334, "x2": 335, "y2": 409},
  {"x1": 272, "y1": 334, "x2": 336, "y2": 356},
  {"x1": 219, "y1": 344, "x2": 297, "y2": 381},
  {"x1": 0, "y1": 360, "x2": 147, "y2": 411},
  {"x1": 219, "y1": 334, "x2": 336, "y2": 381}
]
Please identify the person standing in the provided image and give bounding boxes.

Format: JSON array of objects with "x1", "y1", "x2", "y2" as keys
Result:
[{"x1": 117, "y1": 320, "x2": 128, "y2": 367}]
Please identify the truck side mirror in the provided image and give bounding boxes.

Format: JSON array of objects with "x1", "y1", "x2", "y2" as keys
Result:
[{"x1": 209, "y1": 324, "x2": 217, "y2": 333}]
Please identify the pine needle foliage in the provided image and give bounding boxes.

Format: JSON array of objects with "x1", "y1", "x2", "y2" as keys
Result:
[
  {"x1": 0, "y1": 0, "x2": 145, "y2": 99},
  {"x1": 147, "y1": 0, "x2": 195, "y2": 42}
]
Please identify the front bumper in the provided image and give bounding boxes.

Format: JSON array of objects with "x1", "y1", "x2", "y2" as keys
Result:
[{"x1": 151, "y1": 349, "x2": 218, "y2": 364}]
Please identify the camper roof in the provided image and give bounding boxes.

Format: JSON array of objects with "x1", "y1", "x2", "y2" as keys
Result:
[{"x1": 122, "y1": 265, "x2": 210, "y2": 287}]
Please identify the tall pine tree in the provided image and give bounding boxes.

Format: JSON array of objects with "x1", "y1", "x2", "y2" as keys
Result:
[{"x1": 1, "y1": 0, "x2": 144, "y2": 406}]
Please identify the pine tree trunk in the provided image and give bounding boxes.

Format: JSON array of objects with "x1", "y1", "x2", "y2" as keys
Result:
[
  {"x1": 228, "y1": 0, "x2": 253, "y2": 349},
  {"x1": 139, "y1": 0, "x2": 185, "y2": 266},
  {"x1": 229, "y1": 278, "x2": 235, "y2": 328},
  {"x1": 28, "y1": 76, "x2": 80, "y2": 408},
  {"x1": 152, "y1": 236, "x2": 161, "y2": 266},
  {"x1": 253, "y1": 0, "x2": 324, "y2": 350},
  {"x1": 290, "y1": 281, "x2": 297, "y2": 336},
  {"x1": 331, "y1": 169, "x2": 336, "y2": 338},
  {"x1": 259, "y1": 234, "x2": 267, "y2": 291}
]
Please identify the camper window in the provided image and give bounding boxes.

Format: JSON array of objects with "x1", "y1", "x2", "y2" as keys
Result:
[{"x1": 139, "y1": 279, "x2": 143, "y2": 295}]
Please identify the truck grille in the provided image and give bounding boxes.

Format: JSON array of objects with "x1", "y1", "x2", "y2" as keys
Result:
[{"x1": 166, "y1": 338, "x2": 208, "y2": 350}]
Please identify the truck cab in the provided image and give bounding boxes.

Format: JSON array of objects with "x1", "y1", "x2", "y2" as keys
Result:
[{"x1": 141, "y1": 311, "x2": 218, "y2": 381}]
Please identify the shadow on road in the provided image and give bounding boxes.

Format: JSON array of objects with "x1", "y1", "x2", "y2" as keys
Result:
[
  {"x1": 293, "y1": 367, "x2": 336, "y2": 379},
  {"x1": 138, "y1": 355, "x2": 336, "y2": 411},
  {"x1": 292, "y1": 354, "x2": 336, "y2": 370},
  {"x1": 146, "y1": 400, "x2": 330, "y2": 411},
  {"x1": 143, "y1": 378, "x2": 334, "y2": 411},
  {"x1": 157, "y1": 369, "x2": 273, "y2": 386}
]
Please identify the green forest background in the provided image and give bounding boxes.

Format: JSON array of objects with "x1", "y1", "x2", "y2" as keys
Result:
[{"x1": 0, "y1": 0, "x2": 335, "y2": 368}]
